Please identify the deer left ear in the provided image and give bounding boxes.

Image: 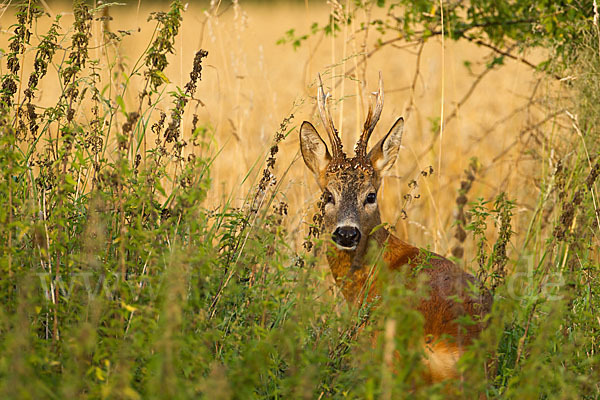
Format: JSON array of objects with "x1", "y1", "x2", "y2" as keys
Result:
[{"x1": 368, "y1": 117, "x2": 404, "y2": 175}]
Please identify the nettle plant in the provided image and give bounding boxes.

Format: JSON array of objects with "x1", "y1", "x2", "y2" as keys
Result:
[{"x1": 0, "y1": 1, "x2": 216, "y2": 396}]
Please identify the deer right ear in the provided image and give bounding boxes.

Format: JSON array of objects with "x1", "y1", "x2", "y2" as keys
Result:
[
  {"x1": 300, "y1": 121, "x2": 331, "y2": 185},
  {"x1": 368, "y1": 117, "x2": 404, "y2": 176}
]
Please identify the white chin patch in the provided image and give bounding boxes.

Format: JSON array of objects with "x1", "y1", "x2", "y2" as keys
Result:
[{"x1": 334, "y1": 243, "x2": 357, "y2": 251}]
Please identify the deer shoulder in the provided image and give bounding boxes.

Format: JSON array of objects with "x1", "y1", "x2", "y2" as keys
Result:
[{"x1": 384, "y1": 233, "x2": 492, "y2": 341}]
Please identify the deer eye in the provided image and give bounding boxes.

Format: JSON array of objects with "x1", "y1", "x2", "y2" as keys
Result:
[
  {"x1": 365, "y1": 192, "x2": 377, "y2": 205},
  {"x1": 323, "y1": 191, "x2": 334, "y2": 205}
]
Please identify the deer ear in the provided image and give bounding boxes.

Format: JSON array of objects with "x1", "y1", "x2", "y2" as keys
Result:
[
  {"x1": 300, "y1": 121, "x2": 331, "y2": 185},
  {"x1": 368, "y1": 117, "x2": 404, "y2": 175}
]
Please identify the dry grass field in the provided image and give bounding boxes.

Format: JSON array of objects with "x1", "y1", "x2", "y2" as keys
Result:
[{"x1": 1, "y1": 0, "x2": 548, "y2": 260}]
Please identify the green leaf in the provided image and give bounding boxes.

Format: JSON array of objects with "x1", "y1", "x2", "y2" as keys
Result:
[
  {"x1": 95, "y1": 367, "x2": 105, "y2": 381},
  {"x1": 155, "y1": 70, "x2": 170, "y2": 84},
  {"x1": 116, "y1": 95, "x2": 127, "y2": 116}
]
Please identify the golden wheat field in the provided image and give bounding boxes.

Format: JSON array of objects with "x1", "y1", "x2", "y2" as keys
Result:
[{"x1": 0, "y1": 0, "x2": 551, "y2": 266}]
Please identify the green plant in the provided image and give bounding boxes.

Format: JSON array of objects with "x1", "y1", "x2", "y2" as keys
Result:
[{"x1": 0, "y1": 1, "x2": 598, "y2": 399}]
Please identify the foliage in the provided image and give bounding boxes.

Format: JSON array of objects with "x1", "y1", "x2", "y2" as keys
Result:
[
  {"x1": 0, "y1": 0, "x2": 598, "y2": 399},
  {"x1": 278, "y1": 0, "x2": 592, "y2": 74}
]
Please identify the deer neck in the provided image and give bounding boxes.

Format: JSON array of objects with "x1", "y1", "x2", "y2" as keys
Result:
[
  {"x1": 326, "y1": 224, "x2": 391, "y2": 305},
  {"x1": 326, "y1": 222, "x2": 421, "y2": 306}
]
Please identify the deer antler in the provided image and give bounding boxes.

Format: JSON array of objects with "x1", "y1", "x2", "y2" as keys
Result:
[
  {"x1": 317, "y1": 74, "x2": 345, "y2": 160},
  {"x1": 355, "y1": 71, "x2": 384, "y2": 159}
]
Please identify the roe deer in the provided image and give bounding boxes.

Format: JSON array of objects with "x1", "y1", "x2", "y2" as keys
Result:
[{"x1": 299, "y1": 74, "x2": 492, "y2": 383}]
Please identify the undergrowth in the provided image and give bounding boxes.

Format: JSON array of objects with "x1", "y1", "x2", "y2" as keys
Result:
[{"x1": 0, "y1": 1, "x2": 598, "y2": 399}]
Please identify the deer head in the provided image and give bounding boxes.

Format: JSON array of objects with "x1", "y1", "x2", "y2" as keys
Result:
[{"x1": 300, "y1": 73, "x2": 404, "y2": 253}]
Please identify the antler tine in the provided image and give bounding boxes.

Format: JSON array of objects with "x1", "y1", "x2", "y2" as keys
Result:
[
  {"x1": 317, "y1": 73, "x2": 344, "y2": 159},
  {"x1": 356, "y1": 71, "x2": 384, "y2": 158}
]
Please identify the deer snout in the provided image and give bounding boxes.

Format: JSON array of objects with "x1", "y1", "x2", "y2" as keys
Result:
[{"x1": 332, "y1": 226, "x2": 361, "y2": 250}]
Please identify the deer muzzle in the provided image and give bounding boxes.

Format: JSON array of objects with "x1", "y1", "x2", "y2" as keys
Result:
[{"x1": 332, "y1": 226, "x2": 361, "y2": 250}]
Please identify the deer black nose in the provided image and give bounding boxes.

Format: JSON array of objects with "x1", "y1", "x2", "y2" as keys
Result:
[{"x1": 332, "y1": 226, "x2": 361, "y2": 249}]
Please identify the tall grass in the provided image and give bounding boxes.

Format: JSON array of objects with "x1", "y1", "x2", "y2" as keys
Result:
[{"x1": 0, "y1": 1, "x2": 598, "y2": 399}]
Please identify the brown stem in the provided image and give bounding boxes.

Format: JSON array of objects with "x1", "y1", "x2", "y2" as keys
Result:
[{"x1": 7, "y1": 152, "x2": 12, "y2": 279}]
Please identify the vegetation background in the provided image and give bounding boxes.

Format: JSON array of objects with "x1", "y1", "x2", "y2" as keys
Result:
[{"x1": 0, "y1": 0, "x2": 598, "y2": 398}]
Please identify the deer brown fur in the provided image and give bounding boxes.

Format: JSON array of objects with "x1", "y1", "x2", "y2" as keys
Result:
[{"x1": 300, "y1": 73, "x2": 492, "y2": 383}]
